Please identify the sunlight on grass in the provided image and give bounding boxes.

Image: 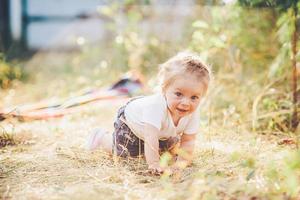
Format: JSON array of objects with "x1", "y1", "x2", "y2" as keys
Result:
[{"x1": 1, "y1": 2, "x2": 299, "y2": 199}]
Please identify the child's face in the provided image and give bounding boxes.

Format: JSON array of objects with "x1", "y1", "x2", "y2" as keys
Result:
[{"x1": 164, "y1": 74, "x2": 204, "y2": 120}]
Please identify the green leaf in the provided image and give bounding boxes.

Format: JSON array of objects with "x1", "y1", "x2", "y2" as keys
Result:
[
  {"x1": 192, "y1": 20, "x2": 209, "y2": 29},
  {"x1": 159, "y1": 152, "x2": 172, "y2": 168},
  {"x1": 192, "y1": 30, "x2": 205, "y2": 42}
]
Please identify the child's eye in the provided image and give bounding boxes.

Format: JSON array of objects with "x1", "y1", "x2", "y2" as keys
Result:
[
  {"x1": 175, "y1": 92, "x2": 182, "y2": 97},
  {"x1": 191, "y1": 96, "x2": 199, "y2": 100}
]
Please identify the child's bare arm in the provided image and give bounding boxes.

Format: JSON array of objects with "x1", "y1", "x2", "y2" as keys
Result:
[
  {"x1": 176, "y1": 133, "x2": 196, "y2": 167},
  {"x1": 143, "y1": 124, "x2": 163, "y2": 172}
]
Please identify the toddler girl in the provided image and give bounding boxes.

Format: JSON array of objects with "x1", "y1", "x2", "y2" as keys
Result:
[{"x1": 86, "y1": 51, "x2": 211, "y2": 174}]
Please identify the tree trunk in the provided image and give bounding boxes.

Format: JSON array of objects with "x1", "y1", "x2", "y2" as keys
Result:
[{"x1": 291, "y1": 4, "x2": 299, "y2": 132}]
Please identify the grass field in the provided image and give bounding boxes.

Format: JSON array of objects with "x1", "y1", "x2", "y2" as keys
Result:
[{"x1": 0, "y1": 52, "x2": 299, "y2": 200}]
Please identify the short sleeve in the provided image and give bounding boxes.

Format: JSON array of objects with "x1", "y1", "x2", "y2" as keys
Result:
[
  {"x1": 184, "y1": 110, "x2": 200, "y2": 134},
  {"x1": 140, "y1": 94, "x2": 166, "y2": 130}
]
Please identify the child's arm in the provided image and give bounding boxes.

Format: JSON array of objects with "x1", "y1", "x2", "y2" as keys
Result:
[
  {"x1": 143, "y1": 124, "x2": 164, "y2": 172},
  {"x1": 175, "y1": 133, "x2": 196, "y2": 167}
]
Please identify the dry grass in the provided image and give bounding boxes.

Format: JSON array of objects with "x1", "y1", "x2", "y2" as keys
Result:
[
  {"x1": 0, "y1": 52, "x2": 299, "y2": 200},
  {"x1": 0, "y1": 100, "x2": 296, "y2": 199}
]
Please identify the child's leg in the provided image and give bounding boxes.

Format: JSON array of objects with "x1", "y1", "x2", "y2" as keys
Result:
[
  {"x1": 86, "y1": 128, "x2": 113, "y2": 154},
  {"x1": 112, "y1": 124, "x2": 144, "y2": 158}
]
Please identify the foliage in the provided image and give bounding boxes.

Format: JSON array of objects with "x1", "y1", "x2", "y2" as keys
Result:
[
  {"x1": 189, "y1": 5, "x2": 278, "y2": 73},
  {"x1": 238, "y1": 0, "x2": 298, "y2": 11},
  {"x1": 266, "y1": 150, "x2": 300, "y2": 198},
  {"x1": 0, "y1": 55, "x2": 23, "y2": 89},
  {"x1": 187, "y1": 5, "x2": 285, "y2": 133},
  {"x1": 97, "y1": 2, "x2": 183, "y2": 78},
  {"x1": 236, "y1": 0, "x2": 300, "y2": 132},
  {"x1": 0, "y1": 126, "x2": 15, "y2": 147}
]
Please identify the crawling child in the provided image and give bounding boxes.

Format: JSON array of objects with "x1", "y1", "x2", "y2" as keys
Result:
[{"x1": 86, "y1": 51, "x2": 211, "y2": 174}]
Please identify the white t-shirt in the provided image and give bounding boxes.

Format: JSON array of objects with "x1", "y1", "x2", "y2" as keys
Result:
[{"x1": 123, "y1": 93, "x2": 200, "y2": 140}]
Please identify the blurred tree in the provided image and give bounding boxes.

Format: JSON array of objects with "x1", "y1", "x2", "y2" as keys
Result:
[
  {"x1": 238, "y1": 0, "x2": 299, "y2": 132},
  {"x1": 238, "y1": 0, "x2": 296, "y2": 10},
  {"x1": 98, "y1": 0, "x2": 181, "y2": 79},
  {"x1": 0, "y1": 55, "x2": 23, "y2": 88}
]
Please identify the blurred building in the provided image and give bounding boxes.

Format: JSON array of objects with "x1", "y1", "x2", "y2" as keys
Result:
[
  {"x1": 1, "y1": 0, "x2": 110, "y2": 53},
  {"x1": 0, "y1": 0, "x2": 198, "y2": 55}
]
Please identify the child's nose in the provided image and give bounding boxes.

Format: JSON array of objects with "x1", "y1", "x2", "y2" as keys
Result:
[{"x1": 180, "y1": 98, "x2": 190, "y2": 107}]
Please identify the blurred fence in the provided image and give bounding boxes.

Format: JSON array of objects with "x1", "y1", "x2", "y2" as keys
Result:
[{"x1": 0, "y1": 0, "x2": 196, "y2": 56}]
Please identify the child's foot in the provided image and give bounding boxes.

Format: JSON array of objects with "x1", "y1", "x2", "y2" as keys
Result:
[{"x1": 86, "y1": 128, "x2": 107, "y2": 150}]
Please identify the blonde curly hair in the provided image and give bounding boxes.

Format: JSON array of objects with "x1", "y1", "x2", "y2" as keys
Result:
[{"x1": 158, "y1": 51, "x2": 211, "y2": 94}]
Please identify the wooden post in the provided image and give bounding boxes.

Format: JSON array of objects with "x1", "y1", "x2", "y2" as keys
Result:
[
  {"x1": 20, "y1": 0, "x2": 28, "y2": 50},
  {"x1": 0, "y1": 0, "x2": 11, "y2": 52}
]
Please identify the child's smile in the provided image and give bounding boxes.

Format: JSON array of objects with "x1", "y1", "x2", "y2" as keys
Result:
[
  {"x1": 176, "y1": 107, "x2": 189, "y2": 113},
  {"x1": 164, "y1": 74, "x2": 204, "y2": 125}
]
